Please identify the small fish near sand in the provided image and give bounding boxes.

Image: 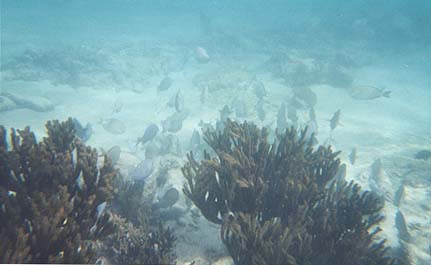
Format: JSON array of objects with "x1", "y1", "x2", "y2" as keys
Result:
[
  {"x1": 349, "y1": 85, "x2": 391, "y2": 100},
  {"x1": 130, "y1": 159, "x2": 154, "y2": 182},
  {"x1": 72, "y1": 118, "x2": 92, "y2": 142},
  {"x1": 349, "y1": 147, "x2": 357, "y2": 165},
  {"x1": 158, "y1": 76, "x2": 173, "y2": 92},
  {"x1": 195, "y1": 46, "x2": 210, "y2": 63},
  {"x1": 101, "y1": 118, "x2": 126, "y2": 135},
  {"x1": 137, "y1": 123, "x2": 159, "y2": 146}
]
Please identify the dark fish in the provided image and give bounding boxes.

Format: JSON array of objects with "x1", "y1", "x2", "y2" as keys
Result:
[
  {"x1": 255, "y1": 100, "x2": 265, "y2": 121},
  {"x1": 329, "y1": 109, "x2": 341, "y2": 131},
  {"x1": 137, "y1": 123, "x2": 159, "y2": 146},
  {"x1": 349, "y1": 148, "x2": 357, "y2": 165},
  {"x1": 277, "y1": 103, "x2": 287, "y2": 131},
  {"x1": 131, "y1": 159, "x2": 154, "y2": 182},
  {"x1": 252, "y1": 80, "x2": 267, "y2": 100},
  {"x1": 158, "y1": 76, "x2": 173, "y2": 92},
  {"x1": 155, "y1": 188, "x2": 180, "y2": 209},
  {"x1": 106, "y1": 145, "x2": 121, "y2": 165},
  {"x1": 174, "y1": 90, "x2": 184, "y2": 112},
  {"x1": 414, "y1": 149, "x2": 431, "y2": 160},
  {"x1": 395, "y1": 210, "x2": 410, "y2": 242},
  {"x1": 72, "y1": 118, "x2": 92, "y2": 142}
]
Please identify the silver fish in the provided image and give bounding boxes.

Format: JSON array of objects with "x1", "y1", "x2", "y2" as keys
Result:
[
  {"x1": 106, "y1": 146, "x2": 121, "y2": 165},
  {"x1": 329, "y1": 109, "x2": 341, "y2": 131},
  {"x1": 349, "y1": 85, "x2": 391, "y2": 100},
  {"x1": 137, "y1": 123, "x2": 159, "y2": 146},
  {"x1": 131, "y1": 159, "x2": 154, "y2": 181},
  {"x1": 395, "y1": 210, "x2": 410, "y2": 243},
  {"x1": 102, "y1": 118, "x2": 126, "y2": 135},
  {"x1": 190, "y1": 130, "x2": 201, "y2": 149},
  {"x1": 158, "y1": 76, "x2": 173, "y2": 92},
  {"x1": 393, "y1": 181, "x2": 406, "y2": 207},
  {"x1": 96, "y1": 201, "x2": 107, "y2": 219},
  {"x1": 174, "y1": 90, "x2": 184, "y2": 112},
  {"x1": 252, "y1": 80, "x2": 267, "y2": 100},
  {"x1": 162, "y1": 114, "x2": 184, "y2": 133},
  {"x1": 349, "y1": 148, "x2": 357, "y2": 165},
  {"x1": 335, "y1": 164, "x2": 347, "y2": 183}
]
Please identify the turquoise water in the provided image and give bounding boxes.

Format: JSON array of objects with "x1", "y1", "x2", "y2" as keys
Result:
[{"x1": 1, "y1": 1, "x2": 430, "y2": 264}]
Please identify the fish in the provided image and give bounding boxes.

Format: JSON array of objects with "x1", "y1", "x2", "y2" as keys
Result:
[
  {"x1": 349, "y1": 85, "x2": 391, "y2": 100},
  {"x1": 155, "y1": 188, "x2": 180, "y2": 209},
  {"x1": 72, "y1": 118, "x2": 92, "y2": 142},
  {"x1": 220, "y1": 105, "x2": 232, "y2": 123},
  {"x1": 329, "y1": 109, "x2": 341, "y2": 131},
  {"x1": 162, "y1": 112, "x2": 187, "y2": 133},
  {"x1": 255, "y1": 99, "x2": 266, "y2": 121},
  {"x1": 174, "y1": 90, "x2": 184, "y2": 112},
  {"x1": 195, "y1": 46, "x2": 210, "y2": 63},
  {"x1": 395, "y1": 210, "x2": 410, "y2": 242},
  {"x1": 131, "y1": 159, "x2": 154, "y2": 182},
  {"x1": 393, "y1": 181, "x2": 406, "y2": 207},
  {"x1": 414, "y1": 149, "x2": 431, "y2": 160},
  {"x1": 76, "y1": 171, "x2": 84, "y2": 190},
  {"x1": 190, "y1": 130, "x2": 201, "y2": 149},
  {"x1": 252, "y1": 80, "x2": 267, "y2": 100},
  {"x1": 137, "y1": 123, "x2": 159, "y2": 146},
  {"x1": 96, "y1": 201, "x2": 107, "y2": 219},
  {"x1": 309, "y1": 107, "x2": 316, "y2": 121},
  {"x1": 370, "y1": 158, "x2": 383, "y2": 183},
  {"x1": 158, "y1": 76, "x2": 173, "y2": 92},
  {"x1": 277, "y1": 103, "x2": 287, "y2": 131},
  {"x1": 106, "y1": 146, "x2": 121, "y2": 165},
  {"x1": 334, "y1": 164, "x2": 347, "y2": 183},
  {"x1": 349, "y1": 148, "x2": 357, "y2": 165},
  {"x1": 101, "y1": 118, "x2": 126, "y2": 135}
]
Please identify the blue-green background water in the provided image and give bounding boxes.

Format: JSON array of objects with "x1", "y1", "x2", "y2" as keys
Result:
[{"x1": 1, "y1": 1, "x2": 430, "y2": 264}]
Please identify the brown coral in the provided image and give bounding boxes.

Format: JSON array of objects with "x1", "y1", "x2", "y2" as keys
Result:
[
  {"x1": 183, "y1": 119, "x2": 397, "y2": 265},
  {"x1": 0, "y1": 118, "x2": 116, "y2": 263}
]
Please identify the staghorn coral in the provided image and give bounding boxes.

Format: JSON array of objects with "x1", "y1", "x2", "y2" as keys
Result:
[
  {"x1": 0, "y1": 118, "x2": 116, "y2": 263},
  {"x1": 183, "y1": 119, "x2": 398, "y2": 265}
]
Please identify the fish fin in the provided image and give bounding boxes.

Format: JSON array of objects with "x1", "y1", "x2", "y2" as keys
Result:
[{"x1": 383, "y1": 90, "x2": 391, "y2": 98}]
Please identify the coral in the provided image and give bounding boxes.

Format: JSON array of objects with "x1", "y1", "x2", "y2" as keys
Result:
[
  {"x1": 0, "y1": 118, "x2": 116, "y2": 263},
  {"x1": 107, "y1": 176, "x2": 177, "y2": 264},
  {"x1": 183, "y1": 119, "x2": 397, "y2": 265}
]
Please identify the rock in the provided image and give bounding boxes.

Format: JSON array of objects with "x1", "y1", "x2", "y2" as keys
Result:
[{"x1": 212, "y1": 256, "x2": 234, "y2": 265}]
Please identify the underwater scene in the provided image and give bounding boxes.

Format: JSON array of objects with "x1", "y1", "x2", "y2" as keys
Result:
[{"x1": 1, "y1": 0, "x2": 430, "y2": 264}]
